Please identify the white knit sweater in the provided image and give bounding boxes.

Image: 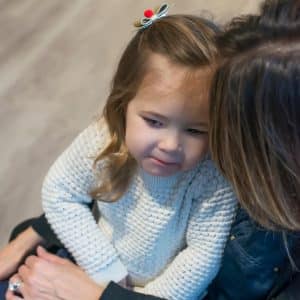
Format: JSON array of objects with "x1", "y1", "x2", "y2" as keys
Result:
[{"x1": 42, "y1": 121, "x2": 237, "y2": 300}]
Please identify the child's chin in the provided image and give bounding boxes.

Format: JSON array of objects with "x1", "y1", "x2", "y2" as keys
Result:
[
  {"x1": 144, "y1": 167, "x2": 179, "y2": 177},
  {"x1": 141, "y1": 158, "x2": 181, "y2": 177}
]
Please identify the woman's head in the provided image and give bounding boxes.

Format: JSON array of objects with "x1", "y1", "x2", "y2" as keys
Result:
[
  {"x1": 216, "y1": 0, "x2": 300, "y2": 58},
  {"x1": 259, "y1": 0, "x2": 300, "y2": 37},
  {"x1": 93, "y1": 14, "x2": 219, "y2": 200},
  {"x1": 210, "y1": 29, "x2": 300, "y2": 230}
]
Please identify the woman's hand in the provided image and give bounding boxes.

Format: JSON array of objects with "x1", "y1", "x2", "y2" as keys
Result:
[
  {"x1": 0, "y1": 227, "x2": 44, "y2": 280},
  {"x1": 6, "y1": 246, "x2": 104, "y2": 300}
]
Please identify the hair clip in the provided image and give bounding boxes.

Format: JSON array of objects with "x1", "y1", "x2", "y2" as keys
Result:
[{"x1": 134, "y1": 4, "x2": 169, "y2": 29}]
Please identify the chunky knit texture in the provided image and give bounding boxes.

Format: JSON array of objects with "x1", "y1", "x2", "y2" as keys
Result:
[{"x1": 42, "y1": 121, "x2": 237, "y2": 300}]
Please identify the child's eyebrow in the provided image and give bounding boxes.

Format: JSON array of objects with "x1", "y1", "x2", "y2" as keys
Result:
[
  {"x1": 141, "y1": 111, "x2": 208, "y2": 127},
  {"x1": 140, "y1": 111, "x2": 168, "y2": 120},
  {"x1": 188, "y1": 121, "x2": 208, "y2": 127}
]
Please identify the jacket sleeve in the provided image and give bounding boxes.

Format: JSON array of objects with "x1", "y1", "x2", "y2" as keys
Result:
[
  {"x1": 31, "y1": 214, "x2": 62, "y2": 246},
  {"x1": 42, "y1": 122, "x2": 128, "y2": 285},
  {"x1": 100, "y1": 282, "x2": 166, "y2": 300},
  {"x1": 135, "y1": 161, "x2": 237, "y2": 300}
]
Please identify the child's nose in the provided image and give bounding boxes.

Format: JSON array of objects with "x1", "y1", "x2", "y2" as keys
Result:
[{"x1": 158, "y1": 133, "x2": 182, "y2": 152}]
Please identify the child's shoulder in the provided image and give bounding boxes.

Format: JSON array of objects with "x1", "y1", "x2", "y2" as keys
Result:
[
  {"x1": 193, "y1": 156, "x2": 225, "y2": 181},
  {"x1": 79, "y1": 118, "x2": 109, "y2": 141},
  {"x1": 189, "y1": 156, "x2": 233, "y2": 197},
  {"x1": 73, "y1": 118, "x2": 110, "y2": 153}
]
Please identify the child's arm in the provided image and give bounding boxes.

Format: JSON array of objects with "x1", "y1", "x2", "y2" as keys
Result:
[
  {"x1": 135, "y1": 162, "x2": 237, "y2": 300},
  {"x1": 42, "y1": 123, "x2": 128, "y2": 285}
]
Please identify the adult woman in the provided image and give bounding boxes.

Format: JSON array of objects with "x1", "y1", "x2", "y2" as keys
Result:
[
  {"x1": 205, "y1": 1, "x2": 300, "y2": 299},
  {"x1": 4, "y1": 0, "x2": 300, "y2": 299}
]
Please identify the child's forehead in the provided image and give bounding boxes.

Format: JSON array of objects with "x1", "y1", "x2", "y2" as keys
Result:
[
  {"x1": 133, "y1": 56, "x2": 212, "y2": 122},
  {"x1": 140, "y1": 57, "x2": 214, "y2": 96},
  {"x1": 144, "y1": 53, "x2": 212, "y2": 79}
]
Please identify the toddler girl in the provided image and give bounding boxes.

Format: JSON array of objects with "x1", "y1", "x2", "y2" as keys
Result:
[{"x1": 10, "y1": 5, "x2": 237, "y2": 300}]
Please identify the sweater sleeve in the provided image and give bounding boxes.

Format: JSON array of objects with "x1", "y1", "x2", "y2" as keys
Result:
[
  {"x1": 32, "y1": 199, "x2": 94, "y2": 246},
  {"x1": 135, "y1": 161, "x2": 237, "y2": 300},
  {"x1": 42, "y1": 122, "x2": 128, "y2": 285}
]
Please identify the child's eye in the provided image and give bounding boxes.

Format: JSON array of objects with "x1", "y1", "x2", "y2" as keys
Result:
[
  {"x1": 142, "y1": 117, "x2": 163, "y2": 128},
  {"x1": 186, "y1": 128, "x2": 207, "y2": 135}
]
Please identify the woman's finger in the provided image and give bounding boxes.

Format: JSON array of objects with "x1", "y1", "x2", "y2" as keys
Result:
[
  {"x1": 8, "y1": 274, "x2": 22, "y2": 291},
  {"x1": 37, "y1": 246, "x2": 67, "y2": 265},
  {"x1": 18, "y1": 264, "x2": 30, "y2": 283},
  {"x1": 7, "y1": 274, "x2": 25, "y2": 300},
  {"x1": 5, "y1": 289, "x2": 23, "y2": 300},
  {"x1": 24, "y1": 255, "x2": 38, "y2": 268},
  {"x1": 17, "y1": 259, "x2": 58, "y2": 300}
]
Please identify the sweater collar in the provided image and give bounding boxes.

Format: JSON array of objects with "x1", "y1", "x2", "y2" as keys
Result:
[{"x1": 137, "y1": 167, "x2": 184, "y2": 189}]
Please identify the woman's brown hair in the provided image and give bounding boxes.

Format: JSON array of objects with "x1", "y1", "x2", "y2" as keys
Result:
[
  {"x1": 91, "y1": 15, "x2": 220, "y2": 202},
  {"x1": 210, "y1": 40, "x2": 300, "y2": 231},
  {"x1": 210, "y1": 0, "x2": 300, "y2": 231}
]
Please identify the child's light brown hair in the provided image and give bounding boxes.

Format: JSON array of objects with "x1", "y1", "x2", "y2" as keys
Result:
[{"x1": 91, "y1": 14, "x2": 220, "y2": 202}]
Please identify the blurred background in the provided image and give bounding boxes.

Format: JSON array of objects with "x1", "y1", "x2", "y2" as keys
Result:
[{"x1": 0, "y1": 0, "x2": 262, "y2": 247}]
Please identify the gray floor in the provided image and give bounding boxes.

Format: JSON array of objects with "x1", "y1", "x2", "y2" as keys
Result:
[{"x1": 0, "y1": 0, "x2": 262, "y2": 247}]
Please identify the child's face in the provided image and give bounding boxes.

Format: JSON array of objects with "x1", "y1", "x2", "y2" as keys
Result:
[{"x1": 125, "y1": 53, "x2": 212, "y2": 177}]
